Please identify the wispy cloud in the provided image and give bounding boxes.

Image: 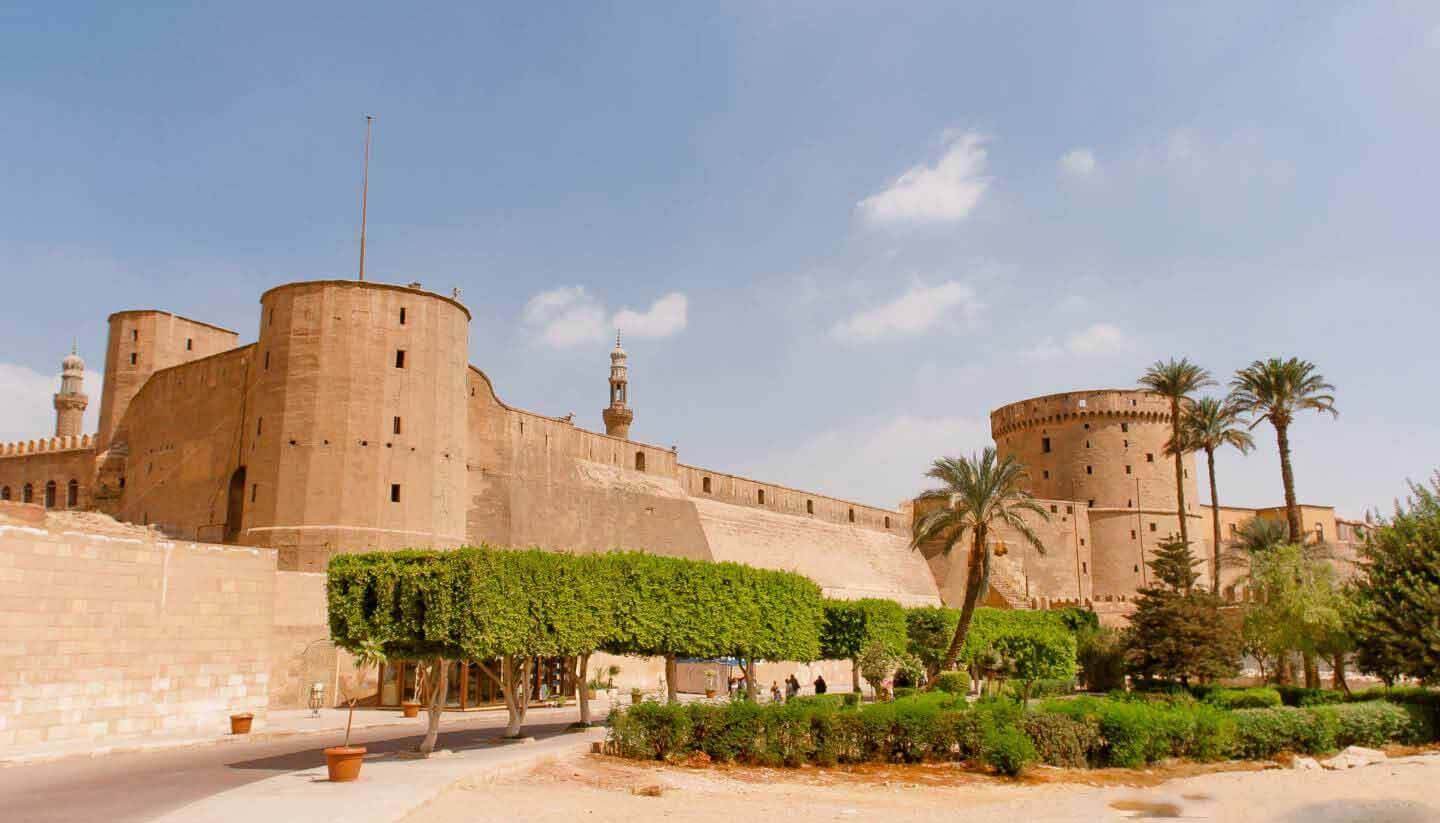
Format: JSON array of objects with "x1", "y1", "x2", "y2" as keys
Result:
[
  {"x1": 1059, "y1": 147, "x2": 1098, "y2": 178},
  {"x1": 857, "y1": 132, "x2": 991, "y2": 225},
  {"x1": 831, "y1": 280, "x2": 982, "y2": 343},
  {"x1": 1021, "y1": 322, "x2": 1132, "y2": 361},
  {"x1": 522, "y1": 287, "x2": 689, "y2": 348}
]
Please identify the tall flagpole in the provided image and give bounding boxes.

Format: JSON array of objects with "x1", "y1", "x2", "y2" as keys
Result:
[{"x1": 358, "y1": 115, "x2": 373, "y2": 281}]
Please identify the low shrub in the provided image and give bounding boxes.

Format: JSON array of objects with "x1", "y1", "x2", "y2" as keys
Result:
[
  {"x1": 1023, "y1": 712, "x2": 1100, "y2": 768},
  {"x1": 1076, "y1": 627, "x2": 1127, "y2": 692},
  {"x1": 934, "y1": 671, "x2": 972, "y2": 694},
  {"x1": 893, "y1": 686, "x2": 918, "y2": 700},
  {"x1": 611, "y1": 701, "x2": 694, "y2": 760},
  {"x1": 841, "y1": 692, "x2": 861, "y2": 708},
  {"x1": 1203, "y1": 687, "x2": 1282, "y2": 710},
  {"x1": 1314, "y1": 701, "x2": 1428, "y2": 748},
  {"x1": 1230, "y1": 707, "x2": 1336, "y2": 759},
  {"x1": 1043, "y1": 695, "x2": 1231, "y2": 767},
  {"x1": 983, "y1": 723, "x2": 1038, "y2": 776},
  {"x1": 1274, "y1": 685, "x2": 1344, "y2": 707},
  {"x1": 1006, "y1": 678, "x2": 1076, "y2": 702}
]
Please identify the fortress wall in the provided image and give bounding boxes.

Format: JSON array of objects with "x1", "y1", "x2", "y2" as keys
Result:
[
  {"x1": 97, "y1": 311, "x2": 239, "y2": 449},
  {"x1": 112, "y1": 346, "x2": 253, "y2": 541},
  {"x1": 676, "y1": 464, "x2": 904, "y2": 534},
  {"x1": 464, "y1": 367, "x2": 711, "y2": 558},
  {"x1": 0, "y1": 446, "x2": 96, "y2": 511},
  {"x1": 244, "y1": 282, "x2": 470, "y2": 570},
  {"x1": 691, "y1": 496, "x2": 940, "y2": 606},
  {"x1": 265, "y1": 571, "x2": 338, "y2": 710},
  {"x1": 0, "y1": 504, "x2": 277, "y2": 748}
]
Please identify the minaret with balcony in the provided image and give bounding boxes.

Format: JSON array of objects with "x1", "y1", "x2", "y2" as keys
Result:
[{"x1": 602, "y1": 332, "x2": 633, "y2": 439}]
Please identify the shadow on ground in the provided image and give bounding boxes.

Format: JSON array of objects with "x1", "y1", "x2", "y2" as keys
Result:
[
  {"x1": 1274, "y1": 801, "x2": 1439, "y2": 823},
  {"x1": 226, "y1": 721, "x2": 576, "y2": 772}
]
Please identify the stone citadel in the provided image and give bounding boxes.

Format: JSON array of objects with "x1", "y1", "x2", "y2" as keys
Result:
[
  {"x1": 0, "y1": 277, "x2": 1370, "y2": 748},
  {"x1": 0, "y1": 277, "x2": 1368, "y2": 611}
]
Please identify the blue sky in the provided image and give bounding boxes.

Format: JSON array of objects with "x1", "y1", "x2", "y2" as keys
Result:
[{"x1": 3, "y1": 2, "x2": 1437, "y2": 516}]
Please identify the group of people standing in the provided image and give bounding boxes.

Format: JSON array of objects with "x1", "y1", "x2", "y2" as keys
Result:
[{"x1": 769, "y1": 672, "x2": 827, "y2": 703}]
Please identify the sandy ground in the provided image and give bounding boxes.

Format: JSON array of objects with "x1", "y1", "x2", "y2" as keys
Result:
[{"x1": 408, "y1": 751, "x2": 1440, "y2": 823}]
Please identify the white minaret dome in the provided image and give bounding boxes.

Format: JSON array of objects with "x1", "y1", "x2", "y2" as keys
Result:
[{"x1": 62, "y1": 349, "x2": 85, "y2": 373}]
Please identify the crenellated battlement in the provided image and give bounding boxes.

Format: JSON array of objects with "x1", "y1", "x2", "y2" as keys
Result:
[
  {"x1": 0, "y1": 433, "x2": 96, "y2": 458},
  {"x1": 990, "y1": 389, "x2": 1173, "y2": 438}
]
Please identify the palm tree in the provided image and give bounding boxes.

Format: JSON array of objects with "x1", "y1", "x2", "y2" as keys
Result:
[
  {"x1": 1177, "y1": 396, "x2": 1254, "y2": 592},
  {"x1": 910, "y1": 448, "x2": 1050, "y2": 672},
  {"x1": 1229, "y1": 358, "x2": 1338, "y2": 543},
  {"x1": 1139, "y1": 358, "x2": 1215, "y2": 550}
]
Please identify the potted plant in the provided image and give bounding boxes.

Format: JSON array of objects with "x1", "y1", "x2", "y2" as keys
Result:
[
  {"x1": 703, "y1": 669, "x2": 718, "y2": 699},
  {"x1": 630, "y1": 687, "x2": 643, "y2": 705},
  {"x1": 325, "y1": 639, "x2": 386, "y2": 782},
  {"x1": 229, "y1": 712, "x2": 254, "y2": 734},
  {"x1": 401, "y1": 664, "x2": 425, "y2": 717},
  {"x1": 585, "y1": 677, "x2": 605, "y2": 700}
]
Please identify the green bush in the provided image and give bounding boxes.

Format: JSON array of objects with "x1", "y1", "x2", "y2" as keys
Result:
[
  {"x1": 1230, "y1": 707, "x2": 1336, "y2": 759},
  {"x1": 934, "y1": 670, "x2": 972, "y2": 694},
  {"x1": 1313, "y1": 701, "x2": 1426, "y2": 748},
  {"x1": 983, "y1": 723, "x2": 1038, "y2": 776},
  {"x1": 611, "y1": 701, "x2": 694, "y2": 759},
  {"x1": 1076, "y1": 627, "x2": 1127, "y2": 692},
  {"x1": 1273, "y1": 685, "x2": 1344, "y2": 707},
  {"x1": 841, "y1": 692, "x2": 860, "y2": 708},
  {"x1": 1044, "y1": 696, "x2": 1231, "y2": 767},
  {"x1": 1006, "y1": 678, "x2": 1075, "y2": 701},
  {"x1": 1203, "y1": 687, "x2": 1282, "y2": 710},
  {"x1": 1023, "y1": 712, "x2": 1100, "y2": 767},
  {"x1": 688, "y1": 700, "x2": 764, "y2": 762}
]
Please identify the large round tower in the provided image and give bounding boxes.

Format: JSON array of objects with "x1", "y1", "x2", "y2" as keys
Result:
[
  {"x1": 237, "y1": 280, "x2": 470, "y2": 571},
  {"x1": 990, "y1": 389, "x2": 1204, "y2": 599}
]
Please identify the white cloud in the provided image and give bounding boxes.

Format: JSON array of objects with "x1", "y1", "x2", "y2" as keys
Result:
[
  {"x1": 831, "y1": 280, "x2": 983, "y2": 343},
  {"x1": 742, "y1": 415, "x2": 994, "y2": 508},
  {"x1": 857, "y1": 132, "x2": 991, "y2": 225},
  {"x1": 0, "y1": 362, "x2": 103, "y2": 442},
  {"x1": 1059, "y1": 147, "x2": 1098, "y2": 178},
  {"x1": 613, "y1": 292, "x2": 688, "y2": 339},
  {"x1": 522, "y1": 287, "x2": 689, "y2": 348},
  {"x1": 1021, "y1": 322, "x2": 1132, "y2": 360}
]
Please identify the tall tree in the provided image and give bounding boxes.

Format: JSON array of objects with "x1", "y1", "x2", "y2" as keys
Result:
[
  {"x1": 1229, "y1": 358, "x2": 1338, "y2": 543},
  {"x1": 1123, "y1": 537, "x2": 1241, "y2": 686},
  {"x1": 1177, "y1": 396, "x2": 1255, "y2": 592},
  {"x1": 1139, "y1": 358, "x2": 1215, "y2": 550},
  {"x1": 910, "y1": 448, "x2": 1049, "y2": 672},
  {"x1": 1352, "y1": 473, "x2": 1440, "y2": 685}
]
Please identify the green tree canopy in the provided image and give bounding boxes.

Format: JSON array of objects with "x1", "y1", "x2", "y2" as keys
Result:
[
  {"x1": 1353, "y1": 473, "x2": 1440, "y2": 685},
  {"x1": 1123, "y1": 538, "x2": 1241, "y2": 686}
]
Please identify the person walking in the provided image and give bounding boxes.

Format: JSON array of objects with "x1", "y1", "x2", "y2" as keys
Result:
[
  {"x1": 813, "y1": 673, "x2": 827, "y2": 695},
  {"x1": 770, "y1": 681, "x2": 783, "y2": 703}
]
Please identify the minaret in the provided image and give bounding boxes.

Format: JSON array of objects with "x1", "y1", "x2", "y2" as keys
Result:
[
  {"x1": 602, "y1": 331, "x2": 634, "y2": 439},
  {"x1": 53, "y1": 344, "x2": 88, "y2": 437}
]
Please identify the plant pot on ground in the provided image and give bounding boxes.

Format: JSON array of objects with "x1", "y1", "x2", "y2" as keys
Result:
[
  {"x1": 401, "y1": 701, "x2": 420, "y2": 718},
  {"x1": 324, "y1": 746, "x2": 366, "y2": 782},
  {"x1": 705, "y1": 689, "x2": 716, "y2": 698},
  {"x1": 229, "y1": 713, "x2": 253, "y2": 735},
  {"x1": 630, "y1": 688, "x2": 643, "y2": 705}
]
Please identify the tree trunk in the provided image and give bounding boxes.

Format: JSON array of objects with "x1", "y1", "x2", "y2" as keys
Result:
[
  {"x1": 480, "y1": 657, "x2": 530, "y2": 738},
  {"x1": 418, "y1": 657, "x2": 447, "y2": 755},
  {"x1": 942, "y1": 525, "x2": 989, "y2": 671},
  {"x1": 1275, "y1": 421, "x2": 1302, "y2": 544},
  {"x1": 743, "y1": 658, "x2": 758, "y2": 702},
  {"x1": 576, "y1": 654, "x2": 592, "y2": 725},
  {"x1": 664, "y1": 653, "x2": 679, "y2": 704},
  {"x1": 1171, "y1": 397, "x2": 1190, "y2": 548},
  {"x1": 1331, "y1": 654, "x2": 1351, "y2": 697},
  {"x1": 1303, "y1": 651, "x2": 1320, "y2": 690},
  {"x1": 852, "y1": 657, "x2": 861, "y2": 695},
  {"x1": 1206, "y1": 446, "x2": 1222, "y2": 594},
  {"x1": 1275, "y1": 653, "x2": 1293, "y2": 686}
]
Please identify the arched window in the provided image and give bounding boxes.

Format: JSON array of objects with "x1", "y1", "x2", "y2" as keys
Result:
[
  {"x1": 634, "y1": 451, "x2": 645, "y2": 472},
  {"x1": 848, "y1": 508, "x2": 855, "y2": 523},
  {"x1": 701, "y1": 477, "x2": 711, "y2": 494},
  {"x1": 44, "y1": 481, "x2": 57, "y2": 508},
  {"x1": 0, "y1": 486, "x2": 9, "y2": 501},
  {"x1": 67, "y1": 479, "x2": 79, "y2": 508},
  {"x1": 22, "y1": 483, "x2": 33, "y2": 503},
  {"x1": 757, "y1": 489, "x2": 765, "y2": 505},
  {"x1": 806, "y1": 499, "x2": 814, "y2": 515}
]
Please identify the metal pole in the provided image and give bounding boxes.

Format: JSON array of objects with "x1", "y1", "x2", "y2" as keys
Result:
[{"x1": 359, "y1": 115, "x2": 373, "y2": 281}]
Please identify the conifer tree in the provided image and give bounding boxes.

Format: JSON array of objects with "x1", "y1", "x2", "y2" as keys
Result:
[
  {"x1": 1352, "y1": 473, "x2": 1440, "y2": 685},
  {"x1": 1123, "y1": 537, "x2": 1240, "y2": 686}
]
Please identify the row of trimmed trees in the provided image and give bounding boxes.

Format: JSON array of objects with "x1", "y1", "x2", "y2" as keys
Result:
[{"x1": 327, "y1": 548, "x2": 824, "y2": 751}]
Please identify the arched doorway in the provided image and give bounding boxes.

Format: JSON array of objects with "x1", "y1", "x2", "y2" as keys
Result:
[{"x1": 223, "y1": 467, "x2": 247, "y2": 544}]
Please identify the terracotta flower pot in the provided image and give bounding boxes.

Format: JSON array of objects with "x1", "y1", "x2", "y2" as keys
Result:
[
  {"x1": 401, "y1": 702, "x2": 420, "y2": 718},
  {"x1": 324, "y1": 746, "x2": 366, "y2": 782},
  {"x1": 630, "y1": 691, "x2": 643, "y2": 705},
  {"x1": 705, "y1": 689, "x2": 716, "y2": 699},
  {"x1": 229, "y1": 713, "x2": 253, "y2": 735}
]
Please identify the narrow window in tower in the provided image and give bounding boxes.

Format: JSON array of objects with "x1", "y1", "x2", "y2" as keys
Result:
[
  {"x1": 1050, "y1": 505, "x2": 1058, "y2": 513},
  {"x1": 806, "y1": 499, "x2": 813, "y2": 514},
  {"x1": 1121, "y1": 423, "x2": 1129, "y2": 433},
  {"x1": 399, "y1": 307, "x2": 407, "y2": 325},
  {"x1": 1184, "y1": 469, "x2": 1188, "y2": 478},
  {"x1": 848, "y1": 508, "x2": 855, "y2": 523},
  {"x1": 395, "y1": 350, "x2": 406, "y2": 369},
  {"x1": 256, "y1": 417, "x2": 263, "y2": 436},
  {"x1": 1131, "y1": 529, "x2": 1137, "y2": 539},
  {"x1": 1088, "y1": 500, "x2": 1095, "y2": 508},
  {"x1": 1066, "y1": 505, "x2": 1073, "y2": 514},
  {"x1": 1042, "y1": 437, "x2": 1051, "y2": 453},
  {"x1": 884, "y1": 516, "x2": 891, "y2": 529},
  {"x1": 634, "y1": 451, "x2": 645, "y2": 472},
  {"x1": 702, "y1": 477, "x2": 711, "y2": 494},
  {"x1": 268, "y1": 308, "x2": 274, "y2": 326},
  {"x1": 119, "y1": 476, "x2": 125, "y2": 489},
  {"x1": 1150, "y1": 522, "x2": 1158, "y2": 532},
  {"x1": 1080, "y1": 538, "x2": 1086, "y2": 546},
  {"x1": 1128, "y1": 499, "x2": 1133, "y2": 507},
  {"x1": 390, "y1": 484, "x2": 401, "y2": 503},
  {"x1": 186, "y1": 338, "x2": 193, "y2": 351},
  {"x1": 1086, "y1": 465, "x2": 1093, "y2": 475},
  {"x1": 1083, "y1": 423, "x2": 1090, "y2": 430},
  {"x1": 132, "y1": 329, "x2": 138, "y2": 342},
  {"x1": 1125, "y1": 465, "x2": 1132, "y2": 475},
  {"x1": 1082, "y1": 562, "x2": 1088, "y2": 574},
  {"x1": 1043, "y1": 470, "x2": 1050, "y2": 479},
  {"x1": 251, "y1": 483, "x2": 257, "y2": 503},
  {"x1": 757, "y1": 489, "x2": 765, "y2": 505},
  {"x1": 130, "y1": 353, "x2": 137, "y2": 365},
  {"x1": 1124, "y1": 439, "x2": 1129, "y2": 448},
  {"x1": 1146, "y1": 453, "x2": 1155, "y2": 463},
  {"x1": 263, "y1": 352, "x2": 270, "y2": 370}
]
